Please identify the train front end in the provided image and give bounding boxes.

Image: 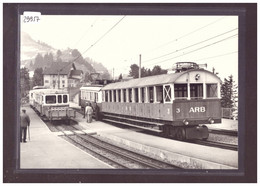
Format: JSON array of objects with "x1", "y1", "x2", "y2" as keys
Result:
[{"x1": 172, "y1": 99, "x2": 222, "y2": 140}]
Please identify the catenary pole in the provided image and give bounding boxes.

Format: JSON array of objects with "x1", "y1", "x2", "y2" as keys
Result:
[{"x1": 139, "y1": 54, "x2": 141, "y2": 78}]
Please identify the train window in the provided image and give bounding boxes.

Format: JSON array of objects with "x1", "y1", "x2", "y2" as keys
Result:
[
  {"x1": 135, "y1": 88, "x2": 139, "y2": 103},
  {"x1": 58, "y1": 95, "x2": 62, "y2": 103},
  {"x1": 129, "y1": 89, "x2": 132, "y2": 102},
  {"x1": 164, "y1": 85, "x2": 171, "y2": 102},
  {"x1": 156, "y1": 86, "x2": 163, "y2": 103},
  {"x1": 95, "y1": 93, "x2": 98, "y2": 102},
  {"x1": 113, "y1": 90, "x2": 117, "y2": 102},
  {"x1": 63, "y1": 95, "x2": 68, "y2": 103},
  {"x1": 105, "y1": 91, "x2": 109, "y2": 102},
  {"x1": 141, "y1": 88, "x2": 145, "y2": 103},
  {"x1": 109, "y1": 90, "x2": 112, "y2": 102},
  {"x1": 90, "y1": 92, "x2": 93, "y2": 101},
  {"x1": 46, "y1": 95, "x2": 56, "y2": 104},
  {"x1": 118, "y1": 90, "x2": 121, "y2": 102},
  {"x1": 148, "y1": 87, "x2": 154, "y2": 103},
  {"x1": 207, "y1": 84, "x2": 218, "y2": 98},
  {"x1": 123, "y1": 89, "x2": 126, "y2": 102},
  {"x1": 190, "y1": 84, "x2": 203, "y2": 99},
  {"x1": 174, "y1": 84, "x2": 187, "y2": 99}
]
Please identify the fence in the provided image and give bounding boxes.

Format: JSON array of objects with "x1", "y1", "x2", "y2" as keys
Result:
[{"x1": 222, "y1": 108, "x2": 237, "y2": 119}]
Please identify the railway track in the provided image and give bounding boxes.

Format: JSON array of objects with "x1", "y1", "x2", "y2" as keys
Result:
[
  {"x1": 72, "y1": 108, "x2": 238, "y2": 151},
  {"x1": 54, "y1": 124, "x2": 180, "y2": 169},
  {"x1": 191, "y1": 139, "x2": 238, "y2": 151},
  {"x1": 208, "y1": 129, "x2": 238, "y2": 136}
]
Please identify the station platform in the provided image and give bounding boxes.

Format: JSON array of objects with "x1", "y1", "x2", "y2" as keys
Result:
[
  {"x1": 20, "y1": 102, "x2": 238, "y2": 169},
  {"x1": 20, "y1": 106, "x2": 112, "y2": 169},
  {"x1": 75, "y1": 116, "x2": 238, "y2": 169}
]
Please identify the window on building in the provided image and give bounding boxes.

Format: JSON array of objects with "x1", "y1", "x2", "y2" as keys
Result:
[
  {"x1": 62, "y1": 80, "x2": 65, "y2": 84},
  {"x1": 207, "y1": 84, "x2": 218, "y2": 98},
  {"x1": 45, "y1": 80, "x2": 49, "y2": 84},
  {"x1": 118, "y1": 90, "x2": 121, "y2": 102},
  {"x1": 174, "y1": 84, "x2": 187, "y2": 99},
  {"x1": 63, "y1": 95, "x2": 68, "y2": 103},
  {"x1": 156, "y1": 86, "x2": 163, "y2": 103},
  {"x1": 134, "y1": 88, "x2": 139, "y2": 103},
  {"x1": 46, "y1": 95, "x2": 56, "y2": 104},
  {"x1": 164, "y1": 85, "x2": 172, "y2": 102},
  {"x1": 190, "y1": 84, "x2": 203, "y2": 99},
  {"x1": 148, "y1": 87, "x2": 154, "y2": 103},
  {"x1": 58, "y1": 95, "x2": 62, "y2": 103},
  {"x1": 53, "y1": 80, "x2": 56, "y2": 84},
  {"x1": 129, "y1": 89, "x2": 132, "y2": 102}
]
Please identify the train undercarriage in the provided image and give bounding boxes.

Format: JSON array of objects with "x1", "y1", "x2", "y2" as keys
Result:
[{"x1": 101, "y1": 112, "x2": 210, "y2": 141}]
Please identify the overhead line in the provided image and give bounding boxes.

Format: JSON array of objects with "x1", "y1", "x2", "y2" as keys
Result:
[
  {"x1": 71, "y1": 16, "x2": 126, "y2": 63},
  {"x1": 72, "y1": 17, "x2": 99, "y2": 48},
  {"x1": 143, "y1": 16, "x2": 226, "y2": 55},
  {"x1": 147, "y1": 34, "x2": 238, "y2": 66},
  {"x1": 143, "y1": 28, "x2": 238, "y2": 63},
  {"x1": 195, "y1": 51, "x2": 238, "y2": 61}
]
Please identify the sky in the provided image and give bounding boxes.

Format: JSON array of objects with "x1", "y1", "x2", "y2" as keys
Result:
[{"x1": 21, "y1": 15, "x2": 238, "y2": 82}]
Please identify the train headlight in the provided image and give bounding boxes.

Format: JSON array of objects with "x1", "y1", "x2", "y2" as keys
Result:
[
  {"x1": 183, "y1": 119, "x2": 189, "y2": 125},
  {"x1": 208, "y1": 118, "x2": 215, "y2": 124}
]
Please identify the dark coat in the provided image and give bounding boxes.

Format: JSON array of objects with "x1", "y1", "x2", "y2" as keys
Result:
[{"x1": 21, "y1": 113, "x2": 30, "y2": 127}]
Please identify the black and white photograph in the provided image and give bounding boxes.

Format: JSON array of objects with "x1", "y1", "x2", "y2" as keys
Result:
[{"x1": 3, "y1": 2, "x2": 257, "y2": 183}]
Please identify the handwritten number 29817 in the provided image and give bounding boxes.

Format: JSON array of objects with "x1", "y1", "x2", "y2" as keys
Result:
[{"x1": 23, "y1": 16, "x2": 40, "y2": 23}]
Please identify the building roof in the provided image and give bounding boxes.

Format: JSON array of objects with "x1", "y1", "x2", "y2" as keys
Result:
[
  {"x1": 70, "y1": 70, "x2": 83, "y2": 76},
  {"x1": 43, "y1": 62, "x2": 75, "y2": 75},
  {"x1": 102, "y1": 69, "x2": 221, "y2": 90}
]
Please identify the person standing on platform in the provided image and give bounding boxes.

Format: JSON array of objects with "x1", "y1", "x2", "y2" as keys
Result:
[
  {"x1": 85, "y1": 102, "x2": 93, "y2": 123},
  {"x1": 20, "y1": 109, "x2": 30, "y2": 143}
]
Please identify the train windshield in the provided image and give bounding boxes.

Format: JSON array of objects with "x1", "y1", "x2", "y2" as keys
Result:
[
  {"x1": 63, "y1": 95, "x2": 68, "y2": 103},
  {"x1": 46, "y1": 95, "x2": 56, "y2": 104}
]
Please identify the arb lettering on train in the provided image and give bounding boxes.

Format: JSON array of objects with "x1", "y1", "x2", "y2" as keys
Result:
[{"x1": 189, "y1": 107, "x2": 206, "y2": 113}]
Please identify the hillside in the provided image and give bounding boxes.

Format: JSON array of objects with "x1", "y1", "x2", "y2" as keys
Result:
[
  {"x1": 21, "y1": 32, "x2": 56, "y2": 68},
  {"x1": 20, "y1": 32, "x2": 111, "y2": 78}
]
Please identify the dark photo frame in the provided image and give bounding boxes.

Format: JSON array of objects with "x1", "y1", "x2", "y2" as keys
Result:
[{"x1": 3, "y1": 3, "x2": 257, "y2": 183}]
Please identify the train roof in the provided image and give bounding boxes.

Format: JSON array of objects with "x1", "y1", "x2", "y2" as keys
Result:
[
  {"x1": 102, "y1": 69, "x2": 222, "y2": 90},
  {"x1": 30, "y1": 89, "x2": 68, "y2": 94},
  {"x1": 80, "y1": 85, "x2": 103, "y2": 92}
]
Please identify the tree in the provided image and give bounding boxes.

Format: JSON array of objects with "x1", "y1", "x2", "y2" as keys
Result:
[
  {"x1": 84, "y1": 72, "x2": 93, "y2": 83},
  {"x1": 221, "y1": 75, "x2": 235, "y2": 108},
  {"x1": 71, "y1": 49, "x2": 85, "y2": 64},
  {"x1": 129, "y1": 64, "x2": 139, "y2": 78},
  {"x1": 151, "y1": 65, "x2": 167, "y2": 76},
  {"x1": 43, "y1": 53, "x2": 54, "y2": 66},
  {"x1": 32, "y1": 68, "x2": 44, "y2": 87},
  {"x1": 118, "y1": 73, "x2": 123, "y2": 80},
  {"x1": 20, "y1": 67, "x2": 30, "y2": 97},
  {"x1": 100, "y1": 71, "x2": 111, "y2": 80},
  {"x1": 34, "y1": 53, "x2": 44, "y2": 68},
  {"x1": 129, "y1": 64, "x2": 168, "y2": 78},
  {"x1": 57, "y1": 50, "x2": 62, "y2": 57}
]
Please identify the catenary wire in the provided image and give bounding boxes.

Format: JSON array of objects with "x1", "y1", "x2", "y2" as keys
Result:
[
  {"x1": 71, "y1": 16, "x2": 126, "y2": 63},
  {"x1": 142, "y1": 16, "x2": 226, "y2": 55},
  {"x1": 146, "y1": 34, "x2": 238, "y2": 67},
  {"x1": 143, "y1": 28, "x2": 238, "y2": 63},
  {"x1": 72, "y1": 17, "x2": 99, "y2": 48},
  {"x1": 195, "y1": 51, "x2": 238, "y2": 61}
]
